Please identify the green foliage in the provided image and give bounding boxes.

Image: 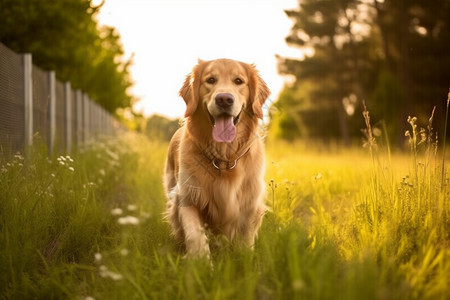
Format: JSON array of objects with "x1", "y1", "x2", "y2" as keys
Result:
[
  {"x1": 144, "y1": 115, "x2": 180, "y2": 142},
  {"x1": 279, "y1": 0, "x2": 381, "y2": 143},
  {"x1": 371, "y1": 70, "x2": 405, "y2": 139},
  {"x1": 0, "y1": 134, "x2": 150, "y2": 298},
  {"x1": 270, "y1": 83, "x2": 364, "y2": 143},
  {"x1": 1, "y1": 125, "x2": 449, "y2": 299},
  {"x1": 0, "y1": 0, "x2": 134, "y2": 113},
  {"x1": 278, "y1": 0, "x2": 450, "y2": 144},
  {"x1": 268, "y1": 86, "x2": 303, "y2": 141}
]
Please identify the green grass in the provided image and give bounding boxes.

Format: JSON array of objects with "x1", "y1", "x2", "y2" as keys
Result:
[{"x1": 1, "y1": 128, "x2": 449, "y2": 299}]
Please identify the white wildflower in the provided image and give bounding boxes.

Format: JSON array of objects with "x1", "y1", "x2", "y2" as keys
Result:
[
  {"x1": 108, "y1": 271, "x2": 123, "y2": 281},
  {"x1": 98, "y1": 265, "x2": 123, "y2": 281},
  {"x1": 118, "y1": 216, "x2": 139, "y2": 225},
  {"x1": 99, "y1": 169, "x2": 106, "y2": 176},
  {"x1": 127, "y1": 204, "x2": 137, "y2": 211},
  {"x1": 99, "y1": 265, "x2": 108, "y2": 278},
  {"x1": 14, "y1": 154, "x2": 24, "y2": 160},
  {"x1": 94, "y1": 252, "x2": 102, "y2": 263},
  {"x1": 68, "y1": 167, "x2": 74, "y2": 172},
  {"x1": 120, "y1": 248, "x2": 129, "y2": 256},
  {"x1": 111, "y1": 208, "x2": 123, "y2": 216}
]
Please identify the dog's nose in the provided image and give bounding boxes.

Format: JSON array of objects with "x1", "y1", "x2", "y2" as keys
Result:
[{"x1": 215, "y1": 93, "x2": 234, "y2": 109}]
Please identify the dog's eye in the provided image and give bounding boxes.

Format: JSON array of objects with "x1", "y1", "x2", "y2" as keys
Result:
[
  {"x1": 206, "y1": 77, "x2": 216, "y2": 84},
  {"x1": 234, "y1": 78, "x2": 244, "y2": 85}
]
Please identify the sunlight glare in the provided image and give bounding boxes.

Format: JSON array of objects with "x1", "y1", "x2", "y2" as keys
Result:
[{"x1": 97, "y1": 0, "x2": 299, "y2": 118}]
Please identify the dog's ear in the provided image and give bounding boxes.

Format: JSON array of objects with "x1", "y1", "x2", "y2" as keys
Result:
[
  {"x1": 248, "y1": 64, "x2": 271, "y2": 119},
  {"x1": 179, "y1": 60, "x2": 204, "y2": 117}
]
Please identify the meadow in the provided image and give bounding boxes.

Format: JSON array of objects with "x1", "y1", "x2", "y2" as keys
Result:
[{"x1": 1, "y1": 116, "x2": 449, "y2": 299}]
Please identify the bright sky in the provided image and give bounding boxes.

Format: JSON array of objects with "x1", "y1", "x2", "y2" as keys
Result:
[{"x1": 95, "y1": 0, "x2": 300, "y2": 119}]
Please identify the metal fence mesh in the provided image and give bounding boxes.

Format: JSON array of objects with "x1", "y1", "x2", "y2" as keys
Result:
[
  {"x1": 71, "y1": 89, "x2": 77, "y2": 149},
  {"x1": 32, "y1": 65, "x2": 50, "y2": 144},
  {"x1": 55, "y1": 80, "x2": 65, "y2": 153},
  {"x1": 0, "y1": 43, "x2": 123, "y2": 159},
  {"x1": 0, "y1": 43, "x2": 25, "y2": 156}
]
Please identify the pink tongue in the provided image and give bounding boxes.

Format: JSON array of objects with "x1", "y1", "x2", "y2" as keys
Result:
[{"x1": 212, "y1": 116, "x2": 236, "y2": 143}]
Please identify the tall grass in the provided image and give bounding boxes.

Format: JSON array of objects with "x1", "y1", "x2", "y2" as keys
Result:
[{"x1": 1, "y1": 114, "x2": 449, "y2": 299}]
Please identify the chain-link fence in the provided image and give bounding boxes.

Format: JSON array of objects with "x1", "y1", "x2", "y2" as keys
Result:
[{"x1": 0, "y1": 43, "x2": 123, "y2": 158}]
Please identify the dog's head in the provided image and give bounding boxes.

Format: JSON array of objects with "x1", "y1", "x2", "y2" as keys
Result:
[{"x1": 179, "y1": 59, "x2": 270, "y2": 143}]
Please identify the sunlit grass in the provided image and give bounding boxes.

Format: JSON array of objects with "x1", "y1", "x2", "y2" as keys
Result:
[{"x1": 1, "y1": 124, "x2": 449, "y2": 299}]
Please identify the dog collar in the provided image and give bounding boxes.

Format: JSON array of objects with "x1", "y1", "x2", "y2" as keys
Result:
[
  {"x1": 212, "y1": 147, "x2": 250, "y2": 170},
  {"x1": 201, "y1": 147, "x2": 250, "y2": 171}
]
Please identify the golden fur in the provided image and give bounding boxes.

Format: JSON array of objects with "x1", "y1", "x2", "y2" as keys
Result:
[{"x1": 164, "y1": 59, "x2": 270, "y2": 257}]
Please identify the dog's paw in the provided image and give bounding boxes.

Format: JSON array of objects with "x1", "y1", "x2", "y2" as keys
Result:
[{"x1": 185, "y1": 239, "x2": 210, "y2": 259}]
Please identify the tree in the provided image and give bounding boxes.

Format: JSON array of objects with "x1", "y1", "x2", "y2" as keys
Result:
[
  {"x1": 0, "y1": 0, "x2": 134, "y2": 113},
  {"x1": 277, "y1": 0, "x2": 450, "y2": 145},
  {"x1": 277, "y1": 0, "x2": 380, "y2": 145},
  {"x1": 373, "y1": 0, "x2": 450, "y2": 143},
  {"x1": 144, "y1": 115, "x2": 179, "y2": 142}
]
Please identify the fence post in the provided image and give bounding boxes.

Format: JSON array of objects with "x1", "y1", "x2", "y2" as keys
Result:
[
  {"x1": 64, "y1": 82, "x2": 72, "y2": 153},
  {"x1": 23, "y1": 53, "x2": 33, "y2": 147},
  {"x1": 83, "y1": 94, "x2": 90, "y2": 143},
  {"x1": 76, "y1": 90, "x2": 83, "y2": 146},
  {"x1": 48, "y1": 71, "x2": 56, "y2": 156},
  {"x1": 101, "y1": 108, "x2": 105, "y2": 136}
]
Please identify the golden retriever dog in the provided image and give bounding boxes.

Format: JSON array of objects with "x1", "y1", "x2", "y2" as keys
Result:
[{"x1": 164, "y1": 59, "x2": 270, "y2": 257}]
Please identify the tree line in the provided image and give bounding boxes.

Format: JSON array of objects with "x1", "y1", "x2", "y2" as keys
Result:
[
  {"x1": 274, "y1": 0, "x2": 450, "y2": 146},
  {"x1": 0, "y1": 0, "x2": 133, "y2": 113}
]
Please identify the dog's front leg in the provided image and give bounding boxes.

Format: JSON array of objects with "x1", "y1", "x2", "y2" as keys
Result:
[
  {"x1": 178, "y1": 205, "x2": 210, "y2": 258},
  {"x1": 241, "y1": 203, "x2": 266, "y2": 250}
]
